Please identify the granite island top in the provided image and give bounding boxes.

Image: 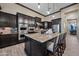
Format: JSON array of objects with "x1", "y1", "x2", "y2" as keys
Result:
[{"x1": 25, "y1": 32, "x2": 64, "y2": 43}]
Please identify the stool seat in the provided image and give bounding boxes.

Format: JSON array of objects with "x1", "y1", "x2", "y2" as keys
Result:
[{"x1": 47, "y1": 42, "x2": 54, "y2": 52}]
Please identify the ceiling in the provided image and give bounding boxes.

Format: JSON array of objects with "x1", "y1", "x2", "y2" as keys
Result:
[{"x1": 20, "y1": 3, "x2": 73, "y2": 16}]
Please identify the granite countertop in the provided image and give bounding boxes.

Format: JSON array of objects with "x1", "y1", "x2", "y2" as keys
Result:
[
  {"x1": 25, "y1": 32, "x2": 62, "y2": 43},
  {"x1": 0, "y1": 32, "x2": 18, "y2": 35}
]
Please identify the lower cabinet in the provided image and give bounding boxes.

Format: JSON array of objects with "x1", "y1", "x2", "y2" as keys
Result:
[
  {"x1": 25, "y1": 36, "x2": 47, "y2": 56},
  {"x1": 0, "y1": 34, "x2": 18, "y2": 48}
]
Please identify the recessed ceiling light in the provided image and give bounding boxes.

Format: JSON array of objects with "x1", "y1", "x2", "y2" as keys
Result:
[{"x1": 47, "y1": 11, "x2": 50, "y2": 14}]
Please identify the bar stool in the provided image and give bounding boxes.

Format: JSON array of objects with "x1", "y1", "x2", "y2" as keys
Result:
[
  {"x1": 47, "y1": 36, "x2": 59, "y2": 56},
  {"x1": 58, "y1": 33, "x2": 67, "y2": 55},
  {"x1": 61, "y1": 33, "x2": 67, "y2": 50},
  {"x1": 56, "y1": 33, "x2": 64, "y2": 56}
]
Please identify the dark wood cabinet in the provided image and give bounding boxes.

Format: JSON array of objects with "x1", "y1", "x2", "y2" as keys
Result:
[
  {"x1": 0, "y1": 11, "x2": 16, "y2": 27},
  {"x1": 0, "y1": 34, "x2": 18, "y2": 48},
  {"x1": 17, "y1": 13, "x2": 36, "y2": 24},
  {"x1": 52, "y1": 18, "x2": 61, "y2": 25},
  {"x1": 34, "y1": 17, "x2": 41, "y2": 28},
  {"x1": 0, "y1": 12, "x2": 9, "y2": 27},
  {"x1": 9, "y1": 14, "x2": 16, "y2": 27},
  {"x1": 17, "y1": 13, "x2": 36, "y2": 31},
  {"x1": 25, "y1": 36, "x2": 47, "y2": 56},
  {"x1": 34, "y1": 17, "x2": 41, "y2": 23},
  {"x1": 17, "y1": 13, "x2": 29, "y2": 22},
  {"x1": 41, "y1": 21, "x2": 52, "y2": 29},
  {"x1": 48, "y1": 22, "x2": 52, "y2": 28}
]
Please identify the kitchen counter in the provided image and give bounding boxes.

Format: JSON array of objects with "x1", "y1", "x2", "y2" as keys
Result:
[
  {"x1": 24, "y1": 32, "x2": 65, "y2": 56},
  {"x1": 0, "y1": 32, "x2": 18, "y2": 35},
  {"x1": 25, "y1": 32, "x2": 61, "y2": 43}
]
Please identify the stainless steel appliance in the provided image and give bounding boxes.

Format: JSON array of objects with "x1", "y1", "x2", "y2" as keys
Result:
[{"x1": 18, "y1": 18, "x2": 28, "y2": 40}]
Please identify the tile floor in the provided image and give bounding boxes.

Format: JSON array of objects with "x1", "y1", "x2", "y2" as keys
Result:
[
  {"x1": 0, "y1": 43, "x2": 26, "y2": 56},
  {"x1": 63, "y1": 34, "x2": 79, "y2": 56}
]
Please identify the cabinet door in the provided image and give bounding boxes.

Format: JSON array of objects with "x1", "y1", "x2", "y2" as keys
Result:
[
  {"x1": 0, "y1": 12, "x2": 9, "y2": 27},
  {"x1": 35, "y1": 17, "x2": 41, "y2": 23},
  {"x1": 42, "y1": 22, "x2": 48, "y2": 29},
  {"x1": 48, "y1": 22, "x2": 52, "y2": 29},
  {"x1": 9, "y1": 15, "x2": 16, "y2": 27},
  {"x1": 0, "y1": 12, "x2": 16, "y2": 27},
  {"x1": 0, "y1": 36, "x2": 2, "y2": 47}
]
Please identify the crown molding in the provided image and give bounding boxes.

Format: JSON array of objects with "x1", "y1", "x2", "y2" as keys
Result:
[{"x1": 16, "y1": 3, "x2": 46, "y2": 17}]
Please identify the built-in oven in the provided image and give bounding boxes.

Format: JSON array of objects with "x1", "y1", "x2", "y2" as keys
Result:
[{"x1": 18, "y1": 23, "x2": 28, "y2": 40}]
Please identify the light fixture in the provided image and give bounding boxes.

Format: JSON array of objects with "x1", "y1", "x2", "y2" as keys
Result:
[
  {"x1": 38, "y1": 3, "x2": 40, "y2": 9},
  {"x1": 47, "y1": 3, "x2": 51, "y2": 14},
  {"x1": 52, "y1": 4, "x2": 55, "y2": 18}
]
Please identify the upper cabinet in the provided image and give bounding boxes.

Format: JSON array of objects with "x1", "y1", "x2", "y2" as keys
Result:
[
  {"x1": 28, "y1": 17, "x2": 36, "y2": 27},
  {"x1": 17, "y1": 13, "x2": 36, "y2": 26},
  {"x1": 52, "y1": 18, "x2": 61, "y2": 25},
  {"x1": 0, "y1": 11, "x2": 16, "y2": 27},
  {"x1": 34, "y1": 17, "x2": 41, "y2": 23},
  {"x1": 9, "y1": 14, "x2": 16, "y2": 27},
  {"x1": 34, "y1": 17, "x2": 41, "y2": 28},
  {"x1": 17, "y1": 13, "x2": 36, "y2": 33},
  {"x1": 0, "y1": 12, "x2": 9, "y2": 27},
  {"x1": 17, "y1": 13, "x2": 29, "y2": 24},
  {"x1": 41, "y1": 21, "x2": 52, "y2": 29}
]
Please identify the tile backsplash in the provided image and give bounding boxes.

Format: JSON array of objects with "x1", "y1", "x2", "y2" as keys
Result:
[{"x1": 0, "y1": 27, "x2": 17, "y2": 34}]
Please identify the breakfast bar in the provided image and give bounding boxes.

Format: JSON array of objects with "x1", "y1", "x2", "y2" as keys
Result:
[{"x1": 24, "y1": 32, "x2": 61, "y2": 56}]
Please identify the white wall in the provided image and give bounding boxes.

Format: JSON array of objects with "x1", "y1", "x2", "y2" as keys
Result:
[
  {"x1": 66, "y1": 12, "x2": 78, "y2": 19},
  {"x1": 0, "y1": 3, "x2": 45, "y2": 20},
  {"x1": 61, "y1": 4, "x2": 79, "y2": 32}
]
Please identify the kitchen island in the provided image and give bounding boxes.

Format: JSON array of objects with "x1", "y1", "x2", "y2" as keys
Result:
[{"x1": 24, "y1": 32, "x2": 63, "y2": 56}]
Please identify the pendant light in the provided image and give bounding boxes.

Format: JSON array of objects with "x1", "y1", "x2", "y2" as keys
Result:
[
  {"x1": 47, "y1": 3, "x2": 51, "y2": 14},
  {"x1": 52, "y1": 3, "x2": 55, "y2": 18},
  {"x1": 38, "y1": 3, "x2": 40, "y2": 9}
]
